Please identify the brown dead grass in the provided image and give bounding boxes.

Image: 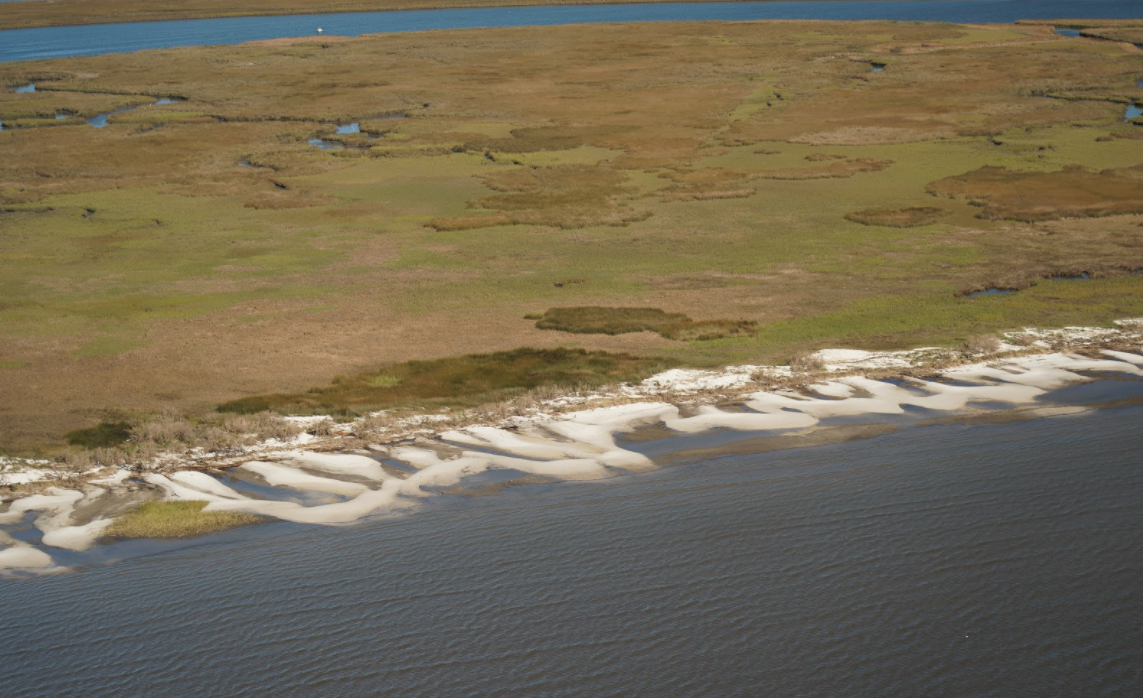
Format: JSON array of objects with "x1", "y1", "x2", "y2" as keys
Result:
[{"x1": 928, "y1": 165, "x2": 1143, "y2": 221}]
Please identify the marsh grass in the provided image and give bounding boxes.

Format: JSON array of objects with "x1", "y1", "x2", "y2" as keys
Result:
[
  {"x1": 2, "y1": 21, "x2": 1143, "y2": 450},
  {"x1": 534, "y1": 307, "x2": 758, "y2": 341},
  {"x1": 104, "y1": 501, "x2": 264, "y2": 539},
  {"x1": 218, "y1": 347, "x2": 668, "y2": 415},
  {"x1": 928, "y1": 165, "x2": 1143, "y2": 221},
  {"x1": 845, "y1": 206, "x2": 949, "y2": 227}
]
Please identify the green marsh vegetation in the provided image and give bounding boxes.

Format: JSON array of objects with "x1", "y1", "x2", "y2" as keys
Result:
[
  {"x1": 104, "y1": 501, "x2": 265, "y2": 539},
  {"x1": 1, "y1": 21, "x2": 1143, "y2": 451},
  {"x1": 218, "y1": 348, "x2": 669, "y2": 415},
  {"x1": 532, "y1": 307, "x2": 757, "y2": 340}
]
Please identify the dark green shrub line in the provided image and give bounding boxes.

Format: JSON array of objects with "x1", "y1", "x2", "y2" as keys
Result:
[{"x1": 533, "y1": 306, "x2": 758, "y2": 341}]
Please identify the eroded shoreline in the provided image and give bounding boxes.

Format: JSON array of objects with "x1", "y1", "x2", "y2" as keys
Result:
[{"x1": 2, "y1": 319, "x2": 1141, "y2": 575}]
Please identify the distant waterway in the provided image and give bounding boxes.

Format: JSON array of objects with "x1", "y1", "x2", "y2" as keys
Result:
[
  {"x1": 2, "y1": 0, "x2": 1143, "y2": 63},
  {"x1": 1, "y1": 389, "x2": 1142, "y2": 696}
]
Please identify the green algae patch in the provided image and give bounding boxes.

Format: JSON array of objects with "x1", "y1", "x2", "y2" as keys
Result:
[{"x1": 104, "y1": 501, "x2": 265, "y2": 540}]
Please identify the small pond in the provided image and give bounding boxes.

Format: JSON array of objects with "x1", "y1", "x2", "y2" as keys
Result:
[{"x1": 966, "y1": 288, "x2": 1017, "y2": 298}]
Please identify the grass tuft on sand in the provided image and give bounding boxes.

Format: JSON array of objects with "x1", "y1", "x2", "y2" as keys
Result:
[{"x1": 104, "y1": 500, "x2": 265, "y2": 539}]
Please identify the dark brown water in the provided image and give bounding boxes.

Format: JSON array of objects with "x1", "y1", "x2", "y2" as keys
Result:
[{"x1": 1, "y1": 401, "x2": 1141, "y2": 697}]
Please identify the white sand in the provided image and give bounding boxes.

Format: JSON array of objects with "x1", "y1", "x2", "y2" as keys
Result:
[
  {"x1": 41, "y1": 518, "x2": 115, "y2": 551},
  {"x1": 0, "y1": 488, "x2": 83, "y2": 528},
  {"x1": 144, "y1": 474, "x2": 236, "y2": 502},
  {"x1": 170, "y1": 471, "x2": 245, "y2": 499},
  {"x1": 0, "y1": 533, "x2": 53, "y2": 571},
  {"x1": 206, "y1": 479, "x2": 408, "y2": 524},
  {"x1": 241, "y1": 461, "x2": 369, "y2": 496},
  {"x1": 282, "y1": 451, "x2": 391, "y2": 480}
]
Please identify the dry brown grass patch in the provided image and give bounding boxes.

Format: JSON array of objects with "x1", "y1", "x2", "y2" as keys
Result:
[{"x1": 928, "y1": 164, "x2": 1143, "y2": 221}]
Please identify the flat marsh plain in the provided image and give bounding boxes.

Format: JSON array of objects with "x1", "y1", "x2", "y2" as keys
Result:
[{"x1": 2, "y1": 20, "x2": 1143, "y2": 453}]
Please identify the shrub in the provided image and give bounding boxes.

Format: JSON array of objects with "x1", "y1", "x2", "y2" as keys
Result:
[
  {"x1": 533, "y1": 306, "x2": 757, "y2": 341},
  {"x1": 66, "y1": 421, "x2": 131, "y2": 448},
  {"x1": 964, "y1": 334, "x2": 1001, "y2": 354},
  {"x1": 789, "y1": 351, "x2": 826, "y2": 371}
]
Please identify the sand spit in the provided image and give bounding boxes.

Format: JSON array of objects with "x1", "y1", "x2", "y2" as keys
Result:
[{"x1": 1, "y1": 321, "x2": 1141, "y2": 574}]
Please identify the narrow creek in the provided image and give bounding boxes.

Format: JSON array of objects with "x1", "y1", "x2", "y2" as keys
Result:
[{"x1": 86, "y1": 97, "x2": 179, "y2": 128}]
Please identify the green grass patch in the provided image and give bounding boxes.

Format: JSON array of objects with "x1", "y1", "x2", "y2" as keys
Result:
[
  {"x1": 104, "y1": 501, "x2": 265, "y2": 539},
  {"x1": 66, "y1": 421, "x2": 131, "y2": 448},
  {"x1": 534, "y1": 307, "x2": 758, "y2": 341},
  {"x1": 218, "y1": 347, "x2": 669, "y2": 415}
]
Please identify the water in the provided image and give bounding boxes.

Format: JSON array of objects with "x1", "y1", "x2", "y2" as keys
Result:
[
  {"x1": 12, "y1": 83, "x2": 34, "y2": 92},
  {"x1": 1053, "y1": 27, "x2": 1082, "y2": 37},
  {"x1": 1, "y1": 401, "x2": 1141, "y2": 697},
  {"x1": 1127, "y1": 103, "x2": 1143, "y2": 122},
  {"x1": 308, "y1": 123, "x2": 360, "y2": 148},
  {"x1": 3, "y1": 1, "x2": 1143, "y2": 63},
  {"x1": 966, "y1": 287, "x2": 1017, "y2": 297},
  {"x1": 307, "y1": 137, "x2": 343, "y2": 150},
  {"x1": 84, "y1": 97, "x2": 181, "y2": 127},
  {"x1": 85, "y1": 106, "x2": 135, "y2": 128}
]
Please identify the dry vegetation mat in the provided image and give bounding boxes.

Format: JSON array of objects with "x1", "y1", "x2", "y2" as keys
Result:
[{"x1": 1, "y1": 20, "x2": 1142, "y2": 453}]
